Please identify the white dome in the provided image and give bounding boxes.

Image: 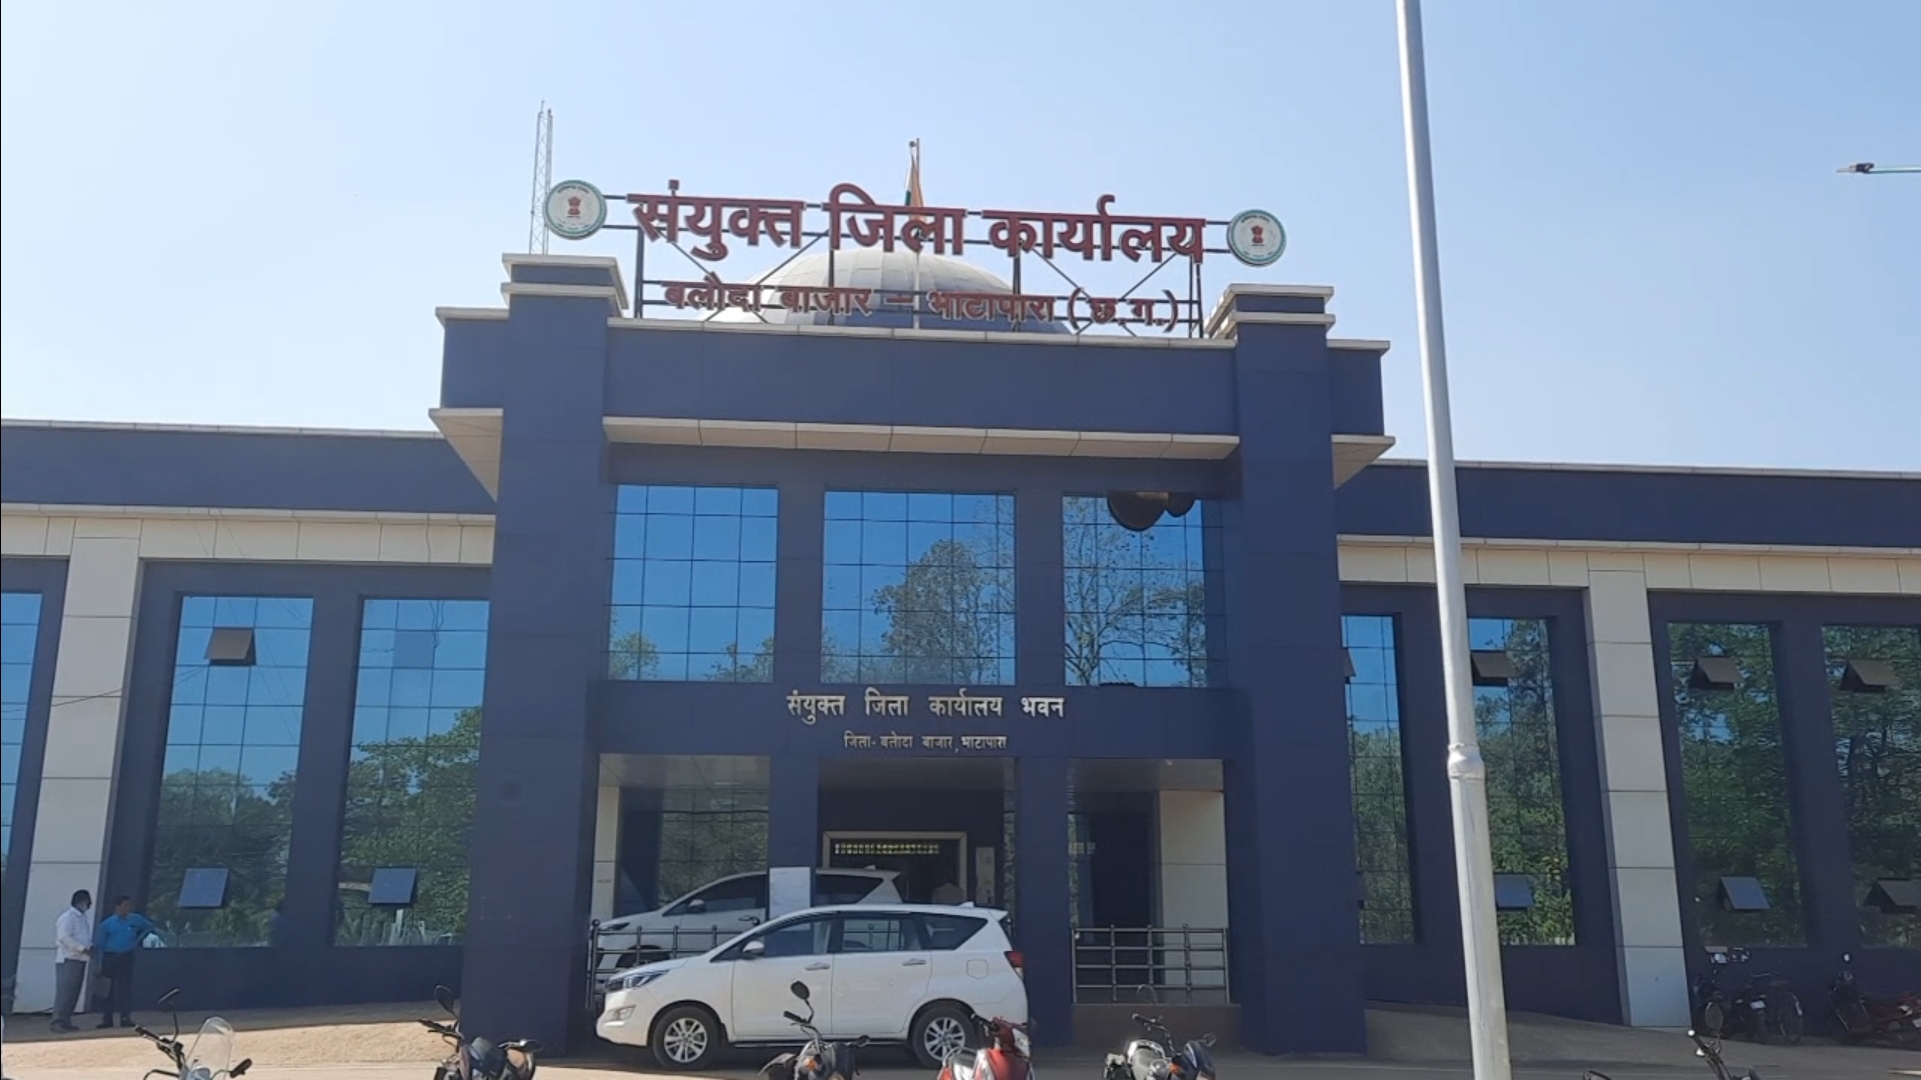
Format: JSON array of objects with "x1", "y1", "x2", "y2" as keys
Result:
[{"x1": 711, "y1": 249, "x2": 1067, "y2": 333}]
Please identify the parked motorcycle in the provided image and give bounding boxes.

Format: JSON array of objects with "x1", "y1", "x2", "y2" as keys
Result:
[
  {"x1": 134, "y1": 988, "x2": 254, "y2": 1080},
  {"x1": 757, "y1": 980, "x2": 869, "y2": 1080},
  {"x1": 1102, "y1": 986, "x2": 1217, "y2": 1080},
  {"x1": 418, "y1": 985, "x2": 540, "y2": 1080},
  {"x1": 1827, "y1": 952, "x2": 1921, "y2": 1049},
  {"x1": 937, "y1": 1012, "x2": 1034, "y2": 1080},
  {"x1": 1692, "y1": 948, "x2": 1802, "y2": 1044}
]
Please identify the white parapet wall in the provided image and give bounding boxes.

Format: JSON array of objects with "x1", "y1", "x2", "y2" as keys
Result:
[{"x1": 0, "y1": 505, "x2": 494, "y2": 1013}]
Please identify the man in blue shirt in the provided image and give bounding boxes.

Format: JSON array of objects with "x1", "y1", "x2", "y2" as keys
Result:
[{"x1": 94, "y1": 895, "x2": 158, "y2": 1029}]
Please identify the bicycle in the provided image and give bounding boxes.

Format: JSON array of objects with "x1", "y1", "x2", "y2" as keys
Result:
[{"x1": 1579, "y1": 1027, "x2": 1760, "y2": 1080}]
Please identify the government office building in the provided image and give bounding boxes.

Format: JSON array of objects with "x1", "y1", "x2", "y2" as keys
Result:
[{"x1": 1, "y1": 242, "x2": 1917, "y2": 1056}]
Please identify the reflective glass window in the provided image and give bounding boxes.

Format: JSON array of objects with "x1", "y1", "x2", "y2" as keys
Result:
[
  {"x1": 1471, "y1": 616, "x2": 1575, "y2": 945},
  {"x1": 1345, "y1": 614, "x2": 1413, "y2": 943},
  {"x1": 338, "y1": 599, "x2": 489, "y2": 946},
  {"x1": 1, "y1": 592, "x2": 44, "y2": 871},
  {"x1": 610, "y1": 485, "x2": 779, "y2": 682},
  {"x1": 822, "y1": 491, "x2": 1015, "y2": 685},
  {"x1": 1824, "y1": 624, "x2": 1921, "y2": 947},
  {"x1": 1063, "y1": 496, "x2": 1218, "y2": 687},
  {"x1": 658, "y1": 782, "x2": 769, "y2": 912},
  {"x1": 1670, "y1": 622, "x2": 1805, "y2": 947},
  {"x1": 151, "y1": 596, "x2": 314, "y2": 947}
]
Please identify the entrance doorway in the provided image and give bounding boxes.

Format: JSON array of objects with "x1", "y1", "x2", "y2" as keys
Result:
[{"x1": 822, "y1": 831, "x2": 967, "y2": 905}]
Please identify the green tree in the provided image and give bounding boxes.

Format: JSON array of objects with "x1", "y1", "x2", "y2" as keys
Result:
[
  {"x1": 1670, "y1": 623, "x2": 1805, "y2": 947},
  {"x1": 706, "y1": 636, "x2": 775, "y2": 682},
  {"x1": 335, "y1": 708, "x2": 480, "y2": 945},
  {"x1": 1825, "y1": 625, "x2": 1921, "y2": 947},
  {"x1": 610, "y1": 631, "x2": 660, "y2": 680},
  {"x1": 866, "y1": 537, "x2": 1011, "y2": 684},
  {"x1": 147, "y1": 767, "x2": 295, "y2": 946},
  {"x1": 1475, "y1": 619, "x2": 1576, "y2": 946},
  {"x1": 1351, "y1": 725, "x2": 1415, "y2": 942}
]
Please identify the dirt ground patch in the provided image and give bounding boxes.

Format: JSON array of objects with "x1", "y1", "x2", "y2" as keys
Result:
[{"x1": 1, "y1": 1000, "x2": 445, "y2": 1071}]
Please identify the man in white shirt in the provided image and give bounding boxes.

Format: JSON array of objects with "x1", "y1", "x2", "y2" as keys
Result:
[{"x1": 51, "y1": 889, "x2": 93, "y2": 1034}]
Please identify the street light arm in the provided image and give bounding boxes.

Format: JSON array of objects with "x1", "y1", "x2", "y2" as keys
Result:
[{"x1": 1838, "y1": 162, "x2": 1921, "y2": 175}]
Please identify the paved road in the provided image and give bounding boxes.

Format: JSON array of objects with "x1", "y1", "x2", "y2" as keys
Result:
[{"x1": 10, "y1": 1057, "x2": 1918, "y2": 1080}]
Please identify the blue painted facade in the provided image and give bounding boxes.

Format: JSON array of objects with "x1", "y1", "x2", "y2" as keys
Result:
[{"x1": 1, "y1": 255, "x2": 1917, "y2": 1058}]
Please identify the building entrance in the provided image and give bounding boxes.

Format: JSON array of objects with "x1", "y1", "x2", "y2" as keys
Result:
[{"x1": 822, "y1": 831, "x2": 967, "y2": 904}]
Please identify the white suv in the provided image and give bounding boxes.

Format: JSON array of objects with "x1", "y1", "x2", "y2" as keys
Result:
[
  {"x1": 596, "y1": 903, "x2": 1028, "y2": 1070},
  {"x1": 592, "y1": 869, "x2": 902, "y2": 979}
]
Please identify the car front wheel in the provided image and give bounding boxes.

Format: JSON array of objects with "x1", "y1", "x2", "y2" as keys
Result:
[
  {"x1": 912, "y1": 1003, "x2": 974, "y2": 1069},
  {"x1": 653, "y1": 1005, "x2": 723, "y2": 1071}
]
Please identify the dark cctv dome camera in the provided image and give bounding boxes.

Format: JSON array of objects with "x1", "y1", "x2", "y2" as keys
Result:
[{"x1": 1105, "y1": 491, "x2": 1197, "y2": 532}]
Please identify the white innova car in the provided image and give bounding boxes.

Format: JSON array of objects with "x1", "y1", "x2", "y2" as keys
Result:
[
  {"x1": 591, "y1": 869, "x2": 902, "y2": 984},
  {"x1": 597, "y1": 903, "x2": 1028, "y2": 1071}
]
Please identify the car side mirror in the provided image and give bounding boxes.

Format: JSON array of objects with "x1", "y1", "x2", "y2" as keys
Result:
[
  {"x1": 741, "y1": 939, "x2": 766, "y2": 959},
  {"x1": 741, "y1": 915, "x2": 761, "y2": 925},
  {"x1": 232, "y1": 1059, "x2": 253, "y2": 1078},
  {"x1": 1202, "y1": 1034, "x2": 1217, "y2": 1047},
  {"x1": 434, "y1": 985, "x2": 458, "y2": 1016},
  {"x1": 790, "y1": 980, "x2": 810, "y2": 1001},
  {"x1": 686, "y1": 898, "x2": 708, "y2": 913}
]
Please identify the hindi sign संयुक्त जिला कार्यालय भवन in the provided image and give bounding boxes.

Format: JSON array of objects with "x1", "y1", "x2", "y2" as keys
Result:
[{"x1": 782, "y1": 687, "x2": 1065, "y2": 754}]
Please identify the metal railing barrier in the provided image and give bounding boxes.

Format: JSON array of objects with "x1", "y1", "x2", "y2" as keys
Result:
[
  {"x1": 585, "y1": 920, "x2": 739, "y2": 1014},
  {"x1": 1072, "y1": 925, "x2": 1231, "y2": 1005}
]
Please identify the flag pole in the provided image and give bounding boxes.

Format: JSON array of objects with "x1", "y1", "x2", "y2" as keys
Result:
[
  {"x1": 1394, "y1": 2, "x2": 1513, "y2": 1078},
  {"x1": 909, "y1": 138, "x2": 923, "y2": 331}
]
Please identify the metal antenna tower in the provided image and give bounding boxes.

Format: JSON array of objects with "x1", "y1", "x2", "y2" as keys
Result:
[{"x1": 527, "y1": 102, "x2": 554, "y2": 254}]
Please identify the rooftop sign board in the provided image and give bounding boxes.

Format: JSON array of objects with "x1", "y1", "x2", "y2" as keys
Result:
[{"x1": 542, "y1": 178, "x2": 1286, "y2": 337}]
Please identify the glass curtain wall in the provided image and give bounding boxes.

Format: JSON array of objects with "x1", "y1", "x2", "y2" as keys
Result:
[
  {"x1": 1824, "y1": 624, "x2": 1921, "y2": 947},
  {"x1": 1, "y1": 592, "x2": 44, "y2": 871},
  {"x1": 150, "y1": 597, "x2": 313, "y2": 947},
  {"x1": 1471, "y1": 616, "x2": 1575, "y2": 945},
  {"x1": 610, "y1": 485, "x2": 779, "y2": 682},
  {"x1": 1062, "y1": 497, "x2": 1217, "y2": 688},
  {"x1": 337, "y1": 599, "x2": 489, "y2": 946},
  {"x1": 1345, "y1": 614, "x2": 1414, "y2": 943},
  {"x1": 1669, "y1": 622, "x2": 1805, "y2": 947},
  {"x1": 823, "y1": 491, "x2": 1014, "y2": 684}
]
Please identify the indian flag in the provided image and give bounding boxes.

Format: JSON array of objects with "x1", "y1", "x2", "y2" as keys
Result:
[{"x1": 904, "y1": 139, "x2": 924, "y2": 208}]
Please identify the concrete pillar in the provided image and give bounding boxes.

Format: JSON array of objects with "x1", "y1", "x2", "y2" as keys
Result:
[
  {"x1": 1156, "y1": 791, "x2": 1228, "y2": 991},
  {"x1": 1015, "y1": 756, "x2": 1072, "y2": 1046},
  {"x1": 15, "y1": 525, "x2": 141, "y2": 1012},
  {"x1": 460, "y1": 256, "x2": 623, "y2": 1053},
  {"x1": 1219, "y1": 298, "x2": 1365, "y2": 1054},
  {"x1": 1583, "y1": 568, "x2": 1690, "y2": 1028},
  {"x1": 591, "y1": 783, "x2": 621, "y2": 921},
  {"x1": 768, "y1": 754, "x2": 820, "y2": 869}
]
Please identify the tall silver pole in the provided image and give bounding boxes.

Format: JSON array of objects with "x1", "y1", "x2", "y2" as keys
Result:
[{"x1": 1394, "y1": 2, "x2": 1513, "y2": 1078}]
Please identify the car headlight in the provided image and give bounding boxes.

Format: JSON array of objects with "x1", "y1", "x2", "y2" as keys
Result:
[{"x1": 609, "y1": 970, "x2": 665, "y2": 993}]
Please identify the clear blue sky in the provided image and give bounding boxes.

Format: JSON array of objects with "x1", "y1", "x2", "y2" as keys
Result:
[{"x1": 3, "y1": 0, "x2": 1916, "y2": 470}]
